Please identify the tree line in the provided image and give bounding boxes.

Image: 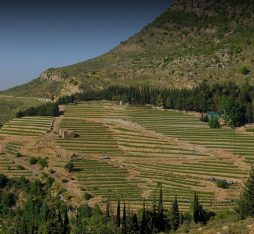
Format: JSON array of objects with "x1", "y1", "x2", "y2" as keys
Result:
[
  {"x1": 2, "y1": 166, "x2": 254, "y2": 233},
  {"x1": 0, "y1": 173, "x2": 211, "y2": 234},
  {"x1": 57, "y1": 82, "x2": 254, "y2": 128},
  {"x1": 16, "y1": 103, "x2": 60, "y2": 118}
]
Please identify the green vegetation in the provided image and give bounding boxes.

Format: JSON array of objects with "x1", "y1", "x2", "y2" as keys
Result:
[
  {"x1": 29, "y1": 157, "x2": 48, "y2": 168},
  {"x1": 240, "y1": 66, "x2": 250, "y2": 75},
  {"x1": 208, "y1": 118, "x2": 220, "y2": 129},
  {"x1": 58, "y1": 82, "x2": 254, "y2": 128},
  {"x1": 2, "y1": 0, "x2": 254, "y2": 98},
  {"x1": 0, "y1": 96, "x2": 41, "y2": 125},
  {"x1": 65, "y1": 161, "x2": 74, "y2": 172},
  {"x1": 16, "y1": 102, "x2": 59, "y2": 118}
]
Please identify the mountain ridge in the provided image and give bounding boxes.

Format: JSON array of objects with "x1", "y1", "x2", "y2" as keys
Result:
[{"x1": 2, "y1": 0, "x2": 254, "y2": 99}]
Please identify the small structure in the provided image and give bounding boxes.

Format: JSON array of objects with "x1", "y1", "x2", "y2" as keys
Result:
[
  {"x1": 101, "y1": 155, "x2": 111, "y2": 160},
  {"x1": 208, "y1": 177, "x2": 235, "y2": 185},
  {"x1": 207, "y1": 111, "x2": 220, "y2": 119},
  {"x1": 58, "y1": 129, "x2": 76, "y2": 139}
]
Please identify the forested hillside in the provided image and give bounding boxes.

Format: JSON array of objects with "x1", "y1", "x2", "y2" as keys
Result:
[{"x1": 2, "y1": 0, "x2": 254, "y2": 98}]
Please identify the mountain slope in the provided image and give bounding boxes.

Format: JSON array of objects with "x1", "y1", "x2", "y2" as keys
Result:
[{"x1": 2, "y1": 0, "x2": 254, "y2": 98}]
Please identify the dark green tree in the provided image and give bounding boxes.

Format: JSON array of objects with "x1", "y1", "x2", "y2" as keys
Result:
[
  {"x1": 63, "y1": 207, "x2": 70, "y2": 234},
  {"x1": 208, "y1": 117, "x2": 220, "y2": 128},
  {"x1": 116, "y1": 200, "x2": 121, "y2": 227},
  {"x1": 243, "y1": 167, "x2": 254, "y2": 217},
  {"x1": 239, "y1": 192, "x2": 245, "y2": 220},
  {"x1": 122, "y1": 201, "x2": 127, "y2": 233},
  {"x1": 219, "y1": 97, "x2": 246, "y2": 128},
  {"x1": 105, "y1": 199, "x2": 111, "y2": 222},
  {"x1": 192, "y1": 192, "x2": 199, "y2": 224},
  {"x1": 140, "y1": 200, "x2": 147, "y2": 234},
  {"x1": 157, "y1": 188, "x2": 164, "y2": 230},
  {"x1": 170, "y1": 195, "x2": 180, "y2": 231}
]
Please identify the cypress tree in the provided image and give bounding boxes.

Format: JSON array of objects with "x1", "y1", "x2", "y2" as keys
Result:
[
  {"x1": 140, "y1": 200, "x2": 147, "y2": 234},
  {"x1": 198, "y1": 204, "x2": 205, "y2": 224},
  {"x1": 131, "y1": 213, "x2": 139, "y2": 233},
  {"x1": 63, "y1": 207, "x2": 69, "y2": 234},
  {"x1": 171, "y1": 195, "x2": 180, "y2": 231},
  {"x1": 122, "y1": 201, "x2": 127, "y2": 233},
  {"x1": 106, "y1": 199, "x2": 111, "y2": 222},
  {"x1": 243, "y1": 167, "x2": 254, "y2": 217},
  {"x1": 116, "y1": 200, "x2": 121, "y2": 227},
  {"x1": 157, "y1": 188, "x2": 164, "y2": 230},
  {"x1": 193, "y1": 192, "x2": 199, "y2": 224},
  {"x1": 239, "y1": 192, "x2": 245, "y2": 220}
]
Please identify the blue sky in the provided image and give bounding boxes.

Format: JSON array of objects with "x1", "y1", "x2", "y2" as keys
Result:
[{"x1": 0, "y1": 0, "x2": 170, "y2": 90}]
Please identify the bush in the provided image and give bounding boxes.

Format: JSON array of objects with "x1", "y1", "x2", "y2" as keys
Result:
[
  {"x1": 216, "y1": 180, "x2": 229, "y2": 189},
  {"x1": 29, "y1": 157, "x2": 38, "y2": 165},
  {"x1": 17, "y1": 165, "x2": 25, "y2": 170},
  {"x1": 84, "y1": 192, "x2": 94, "y2": 201},
  {"x1": 62, "y1": 178, "x2": 68, "y2": 183},
  {"x1": 240, "y1": 66, "x2": 250, "y2": 75},
  {"x1": 0, "y1": 174, "x2": 8, "y2": 188},
  {"x1": 208, "y1": 118, "x2": 220, "y2": 128},
  {"x1": 15, "y1": 152, "x2": 22, "y2": 158},
  {"x1": 65, "y1": 162, "x2": 74, "y2": 172},
  {"x1": 37, "y1": 158, "x2": 48, "y2": 168}
]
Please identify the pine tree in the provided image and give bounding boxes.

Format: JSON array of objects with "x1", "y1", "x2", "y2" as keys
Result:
[
  {"x1": 171, "y1": 195, "x2": 180, "y2": 231},
  {"x1": 243, "y1": 167, "x2": 254, "y2": 217},
  {"x1": 122, "y1": 201, "x2": 127, "y2": 232},
  {"x1": 193, "y1": 192, "x2": 199, "y2": 224},
  {"x1": 116, "y1": 200, "x2": 121, "y2": 227}
]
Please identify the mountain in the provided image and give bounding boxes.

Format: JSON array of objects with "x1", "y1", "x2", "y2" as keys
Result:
[{"x1": 2, "y1": 0, "x2": 254, "y2": 98}]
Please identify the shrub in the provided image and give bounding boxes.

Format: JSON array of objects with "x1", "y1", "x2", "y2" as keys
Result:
[
  {"x1": 216, "y1": 180, "x2": 228, "y2": 189},
  {"x1": 0, "y1": 174, "x2": 8, "y2": 188},
  {"x1": 65, "y1": 162, "x2": 74, "y2": 172},
  {"x1": 84, "y1": 192, "x2": 94, "y2": 201},
  {"x1": 208, "y1": 118, "x2": 220, "y2": 128},
  {"x1": 29, "y1": 157, "x2": 38, "y2": 165},
  {"x1": 62, "y1": 178, "x2": 68, "y2": 183},
  {"x1": 240, "y1": 66, "x2": 250, "y2": 75},
  {"x1": 17, "y1": 165, "x2": 25, "y2": 170},
  {"x1": 15, "y1": 152, "x2": 22, "y2": 158},
  {"x1": 37, "y1": 158, "x2": 48, "y2": 168}
]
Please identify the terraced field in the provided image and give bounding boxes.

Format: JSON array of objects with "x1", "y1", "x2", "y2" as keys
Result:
[
  {"x1": 57, "y1": 101, "x2": 251, "y2": 211},
  {"x1": 0, "y1": 142, "x2": 33, "y2": 178},
  {"x1": 127, "y1": 108, "x2": 254, "y2": 163},
  {"x1": 57, "y1": 119, "x2": 123, "y2": 157},
  {"x1": 0, "y1": 116, "x2": 53, "y2": 137}
]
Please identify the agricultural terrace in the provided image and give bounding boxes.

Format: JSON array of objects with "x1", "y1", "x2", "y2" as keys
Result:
[
  {"x1": 59, "y1": 101, "x2": 250, "y2": 211},
  {"x1": 0, "y1": 142, "x2": 33, "y2": 178},
  {"x1": 127, "y1": 107, "x2": 254, "y2": 164},
  {"x1": 0, "y1": 116, "x2": 53, "y2": 137}
]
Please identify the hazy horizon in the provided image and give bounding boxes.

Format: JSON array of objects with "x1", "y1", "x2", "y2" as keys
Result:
[{"x1": 0, "y1": 0, "x2": 170, "y2": 91}]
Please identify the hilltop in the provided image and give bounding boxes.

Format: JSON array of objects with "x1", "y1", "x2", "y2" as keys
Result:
[{"x1": 2, "y1": 0, "x2": 254, "y2": 98}]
